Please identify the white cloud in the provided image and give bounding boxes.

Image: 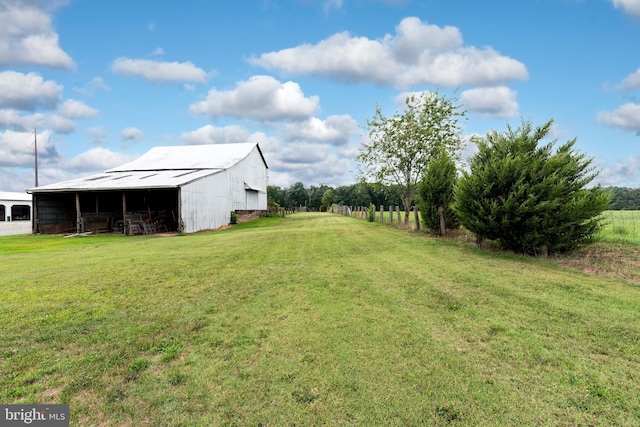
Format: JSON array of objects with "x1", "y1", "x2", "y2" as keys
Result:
[
  {"x1": 181, "y1": 124, "x2": 250, "y2": 145},
  {"x1": 150, "y1": 47, "x2": 165, "y2": 56},
  {"x1": 112, "y1": 57, "x2": 207, "y2": 82},
  {"x1": 87, "y1": 127, "x2": 107, "y2": 145},
  {"x1": 47, "y1": 114, "x2": 75, "y2": 133},
  {"x1": 121, "y1": 127, "x2": 145, "y2": 142},
  {"x1": 461, "y1": 86, "x2": 519, "y2": 118},
  {"x1": 189, "y1": 75, "x2": 320, "y2": 121},
  {"x1": 0, "y1": 109, "x2": 45, "y2": 131},
  {"x1": 616, "y1": 68, "x2": 640, "y2": 91},
  {"x1": 0, "y1": 71, "x2": 62, "y2": 110},
  {"x1": 0, "y1": 1, "x2": 74, "y2": 68},
  {"x1": 72, "y1": 77, "x2": 110, "y2": 96},
  {"x1": 0, "y1": 135, "x2": 138, "y2": 191},
  {"x1": 282, "y1": 115, "x2": 359, "y2": 145},
  {"x1": 66, "y1": 147, "x2": 137, "y2": 172},
  {"x1": 460, "y1": 134, "x2": 480, "y2": 165},
  {"x1": 323, "y1": 0, "x2": 343, "y2": 13},
  {"x1": 596, "y1": 155, "x2": 640, "y2": 187},
  {"x1": 611, "y1": 0, "x2": 640, "y2": 17},
  {"x1": 597, "y1": 103, "x2": 640, "y2": 134},
  {"x1": 0, "y1": 129, "x2": 57, "y2": 167},
  {"x1": 268, "y1": 148, "x2": 354, "y2": 188},
  {"x1": 58, "y1": 99, "x2": 99, "y2": 119},
  {"x1": 249, "y1": 16, "x2": 528, "y2": 88},
  {"x1": 279, "y1": 143, "x2": 331, "y2": 164}
]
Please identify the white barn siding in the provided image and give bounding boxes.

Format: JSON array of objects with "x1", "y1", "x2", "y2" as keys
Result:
[
  {"x1": 179, "y1": 145, "x2": 268, "y2": 233},
  {"x1": 181, "y1": 171, "x2": 230, "y2": 233},
  {"x1": 226, "y1": 147, "x2": 268, "y2": 211}
]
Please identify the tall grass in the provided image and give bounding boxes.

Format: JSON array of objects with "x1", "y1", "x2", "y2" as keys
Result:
[
  {"x1": 1, "y1": 213, "x2": 639, "y2": 425},
  {"x1": 600, "y1": 210, "x2": 640, "y2": 244}
]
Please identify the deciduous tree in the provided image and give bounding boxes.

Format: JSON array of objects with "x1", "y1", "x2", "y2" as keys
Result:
[{"x1": 358, "y1": 91, "x2": 465, "y2": 225}]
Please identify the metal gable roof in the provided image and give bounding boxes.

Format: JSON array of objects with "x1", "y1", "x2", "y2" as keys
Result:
[
  {"x1": 27, "y1": 169, "x2": 221, "y2": 192},
  {"x1": 0, "y1": 191, "x2": 32, "y2": 201},
  {"x1": 27, "y1": 143, "x2": 264, "y2": 193},
  {"x1": 108, "y1": 142, "x2": 259, "y2": 172}
]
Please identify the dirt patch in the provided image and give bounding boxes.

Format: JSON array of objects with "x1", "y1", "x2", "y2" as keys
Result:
[
  {"x1": 441, "y1": 230, "x2": 640, "y2": 284},
  {"x1": 551, "y1": 242, "x2": 640, "y2": 284}
]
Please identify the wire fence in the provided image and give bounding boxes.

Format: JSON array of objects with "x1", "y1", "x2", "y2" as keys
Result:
[
  {"x1": 332, "y1": 206, "x2": 640, "y2": 245},
  {"x1": 599, "y1": 210, "x2": 640, "y2": 244},
  {"x1": 333, "y1": 204, "x2": 421, "y2": 230}
]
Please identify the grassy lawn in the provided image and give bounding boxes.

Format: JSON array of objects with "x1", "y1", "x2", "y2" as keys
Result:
[
  {"x1": 1, "y1": 213, "x2": 639, "y2": 425},
  {"x1": 600, "y1": 210, "x2": 640, "y2": 245}
]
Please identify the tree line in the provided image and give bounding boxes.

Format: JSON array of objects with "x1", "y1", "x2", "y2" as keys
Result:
[
  {"x1": 267, "y1": 182, "x2": 404, "y2": 212},
  {"x1": 608, "y1": 187, "x2": 640, "y2": 210},
  {"x1": 272, "y1": 91, "x2": 627, "y2": 256}
]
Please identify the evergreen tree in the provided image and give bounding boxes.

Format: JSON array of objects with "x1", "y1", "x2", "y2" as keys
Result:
[
  {"x1": 454, "y1": 119, "x2": 610, "y2": 255},
  {"x1": 417, "y1": 150, "x2": 459, "y2": 235}
]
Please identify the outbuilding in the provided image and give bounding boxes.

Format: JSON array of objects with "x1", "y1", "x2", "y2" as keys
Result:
[
  {"x1": 0, "y1": 192, "x2": 32, "y2": 236},
  {"x1": 27, "y1": 143, "x2": 268, "y2": 235}
]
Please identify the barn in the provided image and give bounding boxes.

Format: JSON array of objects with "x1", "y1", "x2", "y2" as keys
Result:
[{"x1": 27, "y1": 143, "x2": 268, "y2": 235}]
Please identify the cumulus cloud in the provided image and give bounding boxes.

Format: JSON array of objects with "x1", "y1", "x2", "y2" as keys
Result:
[
  {"x1": 596, "y1": 155, "x2": 640, "y2": 187},
  {"x1": 66, "y1": 147, "x2": 137, "y2": 172},
  {"x1": 323, "y1": 0, "x2": 343, "y2": 13},
  {"x1": 460, "y1": 86, "x2": 519, "y2": 118},
  {"x1": 112, "y1": 57, "x2": 208, "y2": 82},
  {"x1": 0, "y1": 129, "x2": 57, "y2": 167},
  {"x1": 616, "y1": 68, "x2": 640, "y2": 91},
  {"x1": 249, "y1": 16, "x2": 528, "y2": 88},
  {"x1": 181, "y1": 124, "x2": 250, "y2": 145},
  {"x1": 0, "y1": 0, "x2": 74, "y2": 68},
  {"x1": 87, "y1": 127, "x2": 107, "y2": 145},
  {"x1": 597, "y1": 103, "x2": 640, "y2": 134},
  {"x1": 47, "y1": 114, "x2": 75, "y2": 133},
  {"x1": 280, "y1": 143, "x2": 331, "y2": 164},
  {"x1": 0, "y1": 110, "x2": 45, "y2": 131},
  {"x1": 282, "y1": 115, "x2": 359, "y2": 145},
  {"x1": 611, "y1": 0, "x2": 640, "y2": 17},
  {"x1": 0, "y1": 71, "x2": 62, "y2": 110},
  {"x1": 72, "y1": 77, "x2": 110, "y2": 96},
  {"x1": 268, "y1": 148, "x2": 354, "y2": 188},
  {"x1": 58, "y1": 99, "x2": 99, "y2": 119},
  {"x1": 150, "y1": 47, "x2": 165, "y2": 56},
  {"x1": 189, "y1": 75, "x2": 320, "y2": 121},
  {"x1": 120, "y1": 127, "x2": 145, "y2": 142}
]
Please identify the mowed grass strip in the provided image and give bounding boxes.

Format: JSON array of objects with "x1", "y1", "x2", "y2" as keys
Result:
[{"x1": 1, "y1": 213, "x2": 639, "y2": 426}]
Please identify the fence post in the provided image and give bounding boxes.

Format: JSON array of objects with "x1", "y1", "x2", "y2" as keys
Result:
[
  {"x1": 379, "y1": 205, "x2": 384, "y2": 223},
  {"x1": 396, "y1": 206, "x2": 401, "y2": 227},
  {"x1": 389, "y1": 205, "x2": 393, "y2": 225},
  {"x1": 414, "y1": 206, "x2": 420, "y2": 231}
]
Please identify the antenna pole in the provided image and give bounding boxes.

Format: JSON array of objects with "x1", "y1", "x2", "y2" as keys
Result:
[{"x1": 34, "y1": 128, "x2": 39, "y2": 187}]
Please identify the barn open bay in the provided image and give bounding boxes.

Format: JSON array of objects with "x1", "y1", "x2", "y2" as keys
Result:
[{"x1": 1, "y1": 213, "x2": 639, "y2": 425}]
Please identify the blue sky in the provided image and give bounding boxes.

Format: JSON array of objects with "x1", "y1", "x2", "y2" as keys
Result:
[{"x1": 1, "y1": 0, "x2": 639, "y2": 192}]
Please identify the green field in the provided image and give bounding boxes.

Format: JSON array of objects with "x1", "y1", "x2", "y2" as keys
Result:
[
  {"x1": 600, "y1": 210, "x2": 640, "y2": 245},
  {"x1": 1, "y1": 213, "x2": 639, "y2": 425}
]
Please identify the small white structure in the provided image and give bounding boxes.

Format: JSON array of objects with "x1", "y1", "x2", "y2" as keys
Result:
[
  {"x1": 0, "y1": 192, "x2": 32, "y2": 236},
  {"x1": 28, "y1": 143, "x2": 268, "y2": 235}
]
